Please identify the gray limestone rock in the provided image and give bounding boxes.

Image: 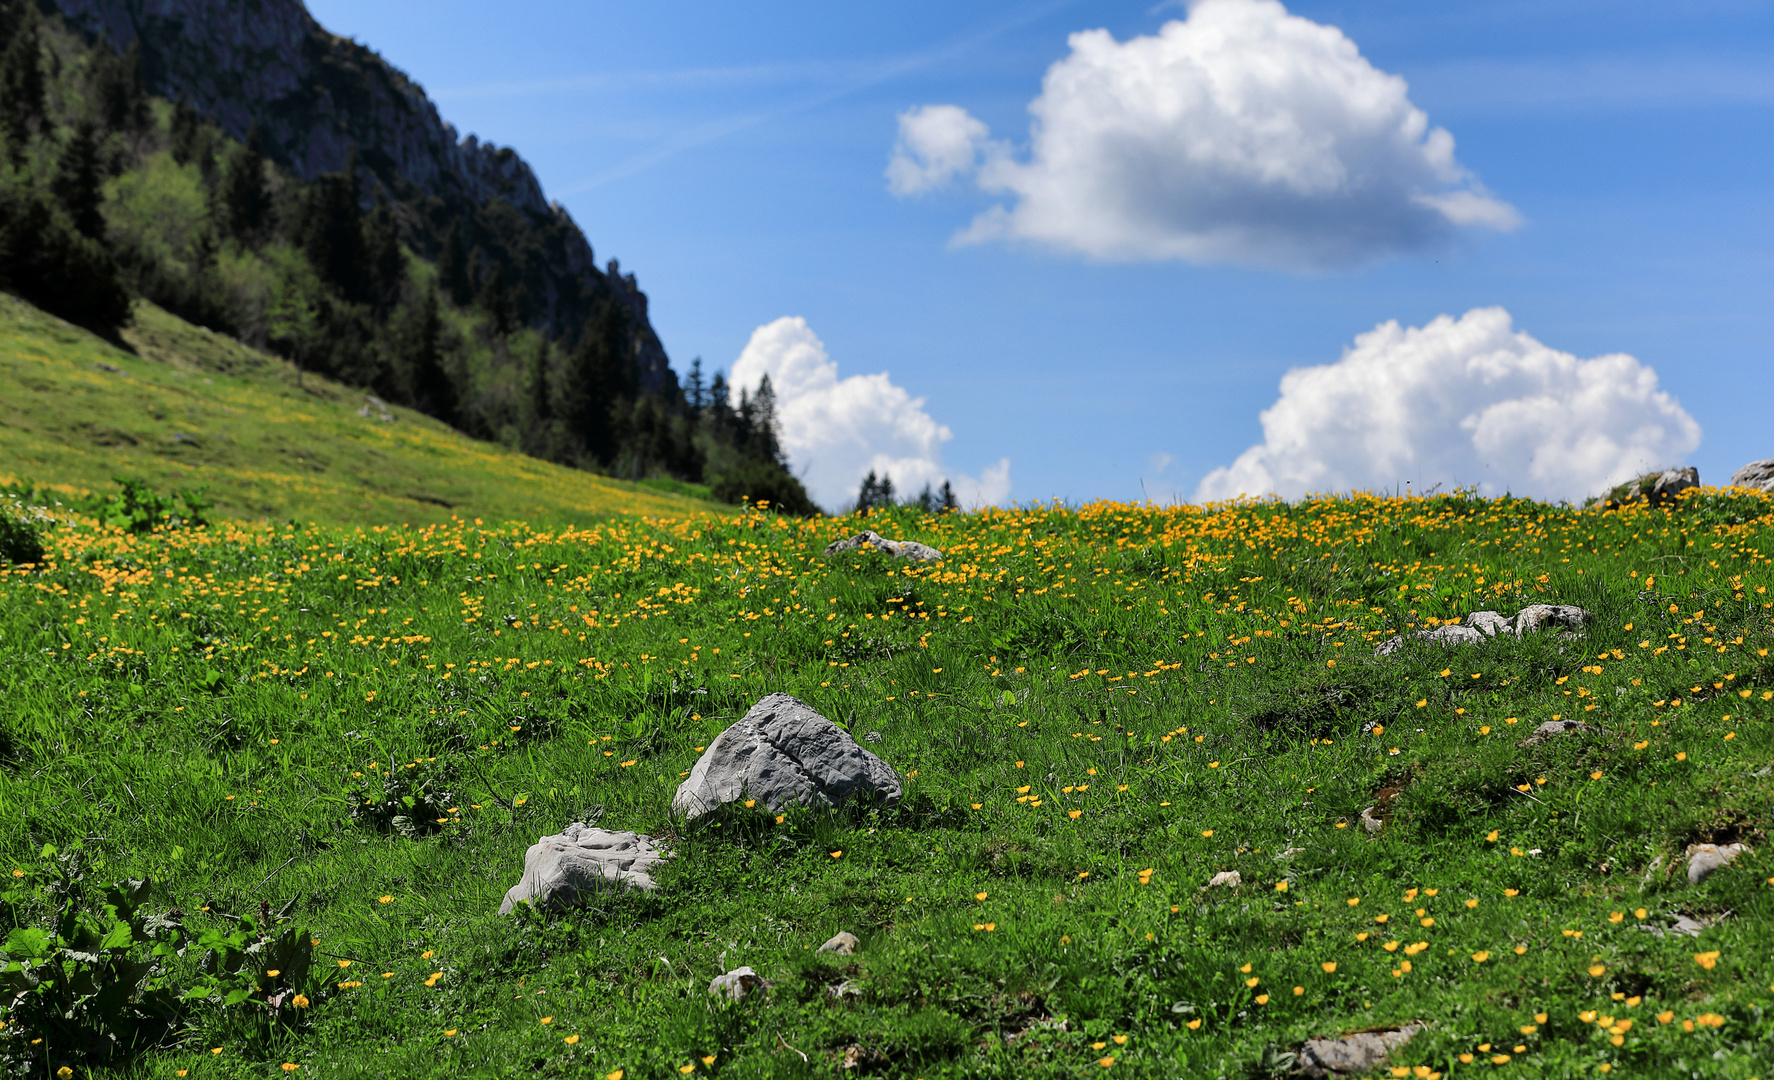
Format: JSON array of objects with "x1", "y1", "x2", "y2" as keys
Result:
[
  {"x1": 818, "y1": 932, "x2": 860, "y2": 955},
  {"x1": 1639, "y1": 914, "x2": 1719, "y2": 939},
  {"x1": 1522, "y1": 719, "x2": 1591, "y2": 746},
  {"x1": 1687, "y1": 843, "x2": 1746, "y2": 885},
  {"x1": 672, "y1": 693, "x2": 903, "y2": 820},
  {"x1": 1466, "y1": 610, "x2": 1511, "y2": 637},
  {"x1": 1651, "y1": 466, "x2": 1699, "y2": 505},
  {"x1": 1298, "y1": 1025, "x2": 1423, "y2": 1080},
  {"x1": 823, "y1": 530, "x2": 944, "y2": 562},
  {"x1": 498, "y1": 824, "x2": 667, "y2": 914},
  {"x1": 1373, "y1": 635, "x2": 1408, "y2": 659},
  {"x1": 1423, "y1": 624, "x2": 1487, "y2": 647},
  {"x1": 1731, "y1": 458, "x2": 1774, "y2": 493},
  {"x1": 1207, "y1": 870, "x2": 1242, "y2": 889},
  {"x1": 1511, "y1": 604, "x2": 1589, "y2": 636},
  {"x1": 1375, "y1": 604, "x2": 1591, "y2": 657},
  {"x1": 1359, "y1": 806, "x2": 1384, "y2": 836},
  {"x1": 709, "y1": 966, "x2": 765, "y2": 1002},
  {"x1": 1373, "y1": 623, "x2": 1485, "y2": 657}
]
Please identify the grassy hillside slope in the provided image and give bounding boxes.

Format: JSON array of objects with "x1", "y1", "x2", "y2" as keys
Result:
[
  {"x1": 1, "y1": 492, "x2": 1772, "y2": 1077},
  {"x1": 0, "y1": 293, "x2": 722, "y2": 525}
]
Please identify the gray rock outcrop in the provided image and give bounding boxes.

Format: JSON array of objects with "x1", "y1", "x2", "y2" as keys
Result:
[
  {"x1": 672, "y1": 694, "x2": 903, "y2": 820},
  {"x1": 1206, "y1": 870, "x2": 1241, "y2": 889},
  {"x1": 818, "y1": 932, "x2": 860, "y2": 955},
  {"x1": 1298, "y1": 1025, "x2": 1423, "y2": 1080},
  {"x1": 1732, "y1": 459, "x2": 1774, "y2": 493},
  {"x1": 498, "y1": 824, "x2": 668, "y2": 914},
  {"x1": 1466, "y1": 610, "x2": 1512, "y2": 637},
  {"x1": 1375, "y1": 605, "x2": 1589, "y2": 657},
  {"x1": 1652, "y1": 466, "x2": 1699, "y2": 504},
  {"x1": 823, "y1": 530, "x2": 944, "y2": 562},
  {"x1": 1511, "y1": 604, "x2": 1588, "y2": 635},
  {"x1": 1606, "y1": 466, "x2": 1698, "y2": 508}
]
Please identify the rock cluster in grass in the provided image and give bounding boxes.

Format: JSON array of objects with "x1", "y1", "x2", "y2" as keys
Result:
[
  {"x1": 822, "y1": 530, "x2": 944, "y2": 562},
  {"x1": 1297, "y1": 1024, "x2": 1423, "y2": 1079},
  {"x1": 1374, "y1": 604, "x2": 1588, "y2": 658},
  {"x1": 672, "y1": 693, "x2": 903, "y2": 820},
  {"x1": 1604, "y1": 466, "x2": 1698, "y2": 508},
  {"x1": 1732, "y1": 458, "x2": 1774, "y2": 492},
  {"x1": 497, "y1": 823, "x2": 668, "y2": 914}
]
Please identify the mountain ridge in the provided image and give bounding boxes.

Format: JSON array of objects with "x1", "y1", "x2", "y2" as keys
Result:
[{"x1": 51, "y1": 0, "x2": 670, "y2": 386}]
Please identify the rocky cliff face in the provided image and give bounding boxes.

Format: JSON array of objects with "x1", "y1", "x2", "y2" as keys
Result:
[{"x1": 52, "y1": 0, "x2": 670, "y2": 388}]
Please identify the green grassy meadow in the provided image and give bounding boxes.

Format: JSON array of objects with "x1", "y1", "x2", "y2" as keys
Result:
[
  {"x1": 2, "y1": 489, "x2": 1774, "y2": 1078},
  {"x1": 0, "y1": 294, "x2": 721, "y2": 525}
]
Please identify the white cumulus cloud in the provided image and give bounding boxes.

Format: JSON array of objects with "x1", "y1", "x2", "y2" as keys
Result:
[
  {"x1": 728, "y1": 317, "x2": 1011, "y2": 512},
  {"x1": 1194, "y1": 308, "x2": 1701, "y2": 504},
  {"x1": 889, "y1": 0, "x2": 1518, "y2": 269},
  {"x1": 886, "y1": 105, "x2": 994, "y2": 196}
]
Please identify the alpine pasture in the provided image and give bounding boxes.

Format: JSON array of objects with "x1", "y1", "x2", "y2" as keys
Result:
[{"x1": 3, "y1": 489, "x2": 1773, "y2": 1078}]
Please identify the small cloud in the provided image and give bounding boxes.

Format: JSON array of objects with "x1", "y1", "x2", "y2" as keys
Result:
[
  {"x1": 1195, "y1": 307, "x2": 1700, "y2": 504},
  {"x1": 891, "y1": 0, "x2": 1517, "y2": 270},
  {"x1": 1147, "y1": 452, "x2": 1174, "y2": 474},
  {"x1": 729, "y1": 317, "x2": 1010, "y2": 511},
  {"x1": 886, "y1": 105, "x2": 993, "y2": 196}
]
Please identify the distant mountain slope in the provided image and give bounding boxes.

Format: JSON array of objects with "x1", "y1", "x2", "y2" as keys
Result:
[
  {"x1": 51, "y1": 0, "x2": 669, "y2": 384},
  {"x1": 0, "y1": 293, "x2": 719, "y2": 525}
]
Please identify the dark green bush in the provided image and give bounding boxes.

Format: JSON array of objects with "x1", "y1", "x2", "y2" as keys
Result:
[{"x1": 0, "y1": 503, "x2": 43, "y2": 564}]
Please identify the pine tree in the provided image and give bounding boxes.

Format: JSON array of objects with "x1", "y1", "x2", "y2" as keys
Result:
[
  {"x1": 52, "y1": 123, "x2": 106, "y2": 240},
  {"x1": 855, "y1": 470, "x2": 897, "y2": 514},
  {"x1": 684, "y1": 358, "x2": 705, "y2": 414},
  {"x1": 437, "y1": 219, "x2": 472, "y2": 306},
  {"x1": 403, "y1": 286, "x2": 457, "y2": 424},
  {"x1": 750, "y1": 374, "x2": 785, "y2": 464},
  {"x1": 940, "y1": 480, "x2": 959, "y2": 512},
  {"x1": 559, "y1": 297, "x2": 635, "y2": 465},
  {"x1": 218, "y1": 125, "x2": 269, "y2": 242},
  {"x1": 0, "y1": 0, "x2": 46, "y2": 162},
  {"x1": 91, "y1": 39, "x2": 147, "y2": 133},
  {"x1": 294, "y1": 154, "x2": 367, "y2": 303},
  {"x1": 363, "y1": 197, "x2": 403, "y2": 312},
  {"x1": 475, "y1": 263, "x2": 515, "y2": 335}
]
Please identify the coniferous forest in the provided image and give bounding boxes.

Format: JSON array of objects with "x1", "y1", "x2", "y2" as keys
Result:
[{"x1": 0, "y1": 0, "x2": 818, "y2": 513}]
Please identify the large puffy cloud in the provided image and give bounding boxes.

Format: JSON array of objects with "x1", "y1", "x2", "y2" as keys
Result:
[
  {"x1": 1195, "y1": 308, "x2": 1701, "y2": 504},
  {"x1": 887, "y1": 0, "x2": 1517, "y2": 269},
  {"x1": 728, "y1": 317, "x2": 1011, "y2": 512}
]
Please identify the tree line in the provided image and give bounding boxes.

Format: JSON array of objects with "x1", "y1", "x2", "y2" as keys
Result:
[{"x1": 0, "y1": 0, "x2": 815, "y2": 513}]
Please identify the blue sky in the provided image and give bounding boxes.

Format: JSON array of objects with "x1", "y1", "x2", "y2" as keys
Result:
[{"x1": 308, "y1": 0, "x2": 1774, "y2": 510}]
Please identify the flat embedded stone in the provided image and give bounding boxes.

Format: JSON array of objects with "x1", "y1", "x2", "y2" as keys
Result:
[
  {"x1": 1522, "y1": 719, "x2": 1590, "y2": 746},
  {"x1": 1298, "y1": 1024, "x2": 1423, "y2": 1079},
  {"x1": 1687, "y1": 843, "x2": 1746, "y2": 885}
]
